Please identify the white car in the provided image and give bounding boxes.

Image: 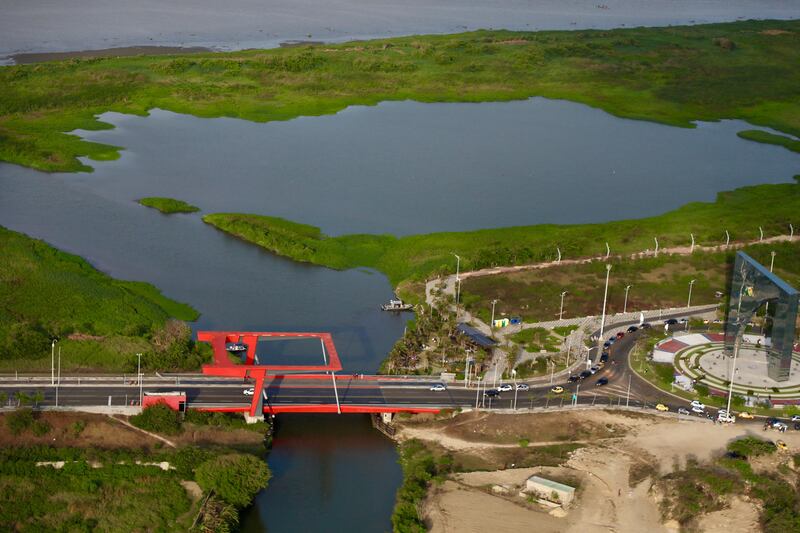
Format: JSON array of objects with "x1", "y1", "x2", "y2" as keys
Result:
[
  {"x1": 691, "y1": 405, "x2": 705, "y2": 414},
  {"x1": 243, "y1": 387, "x2": 255, "y2": 396},
  {"x1": 791, "y1": 415, "x2": 800, "y2": 422},
  {"x1": 717, "y1": 413, "x2": 736, "y2": 423},
  {"x1": 516, "y1": 383, "x2": 530, "y2": 391},
  {"x1": 497, "y1": 384, "x2": 513, "y2": 392},
  {"x1": 430, "y1": 384, "x2": 447, "y2": 392},
  {"x1": 691, "y1": 400, "x2": 705, "y2": 410}
]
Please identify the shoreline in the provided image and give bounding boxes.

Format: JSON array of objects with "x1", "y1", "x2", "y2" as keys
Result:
[{"x1": 7, "y1": 45, "x2": 211, "y2": 65}]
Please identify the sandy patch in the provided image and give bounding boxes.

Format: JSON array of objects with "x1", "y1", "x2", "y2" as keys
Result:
[
  {"x1": 761, "y1": 29, "x2": 792, "y2": 35},
  {"x1": 696, "y1": 496, "x2": 760, "y2": 533}
]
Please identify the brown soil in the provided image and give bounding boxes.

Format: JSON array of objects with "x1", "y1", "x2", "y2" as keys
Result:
[
  {"x1": 10, "y1": 46, "x2": 210, "y2": 65},
  {"x1": 173, "y1": 423, "x2": 265, "y2": 449},
  {"x1": 761, "y1": 29, "x2": 793, "y2": 35},
  {"x1": 67, "y1": 333, "x2": 105, "y2": 341},
  {"x1": 0, "y1": 411, "x2": 160, "y2": 449}
]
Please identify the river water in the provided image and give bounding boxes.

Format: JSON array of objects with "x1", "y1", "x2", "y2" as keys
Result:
[{"x1": 0, "y1": 97, "x2": 799, "y2": 531}]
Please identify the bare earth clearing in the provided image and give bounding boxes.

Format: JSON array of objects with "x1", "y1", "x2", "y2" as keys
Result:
[{"x1": 396, "y1": 409, "x2": 800, "y2": 532}]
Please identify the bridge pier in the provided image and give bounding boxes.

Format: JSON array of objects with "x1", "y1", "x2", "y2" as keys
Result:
[
  {"x1": 381, "y1": 412, "x2": 394, "y2": 424},
  {"x1": 243, "y1": 412, "x2": 265, "y2": 424}
]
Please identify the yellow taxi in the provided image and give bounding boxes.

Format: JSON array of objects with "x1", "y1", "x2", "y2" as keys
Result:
[
  {"x1": 776, "y1": 440, "x2": 788, "y2": 451},
  {"x1": 550, "y1": 386, "x2": 565, "y2": 394},
  {"x1": 656, "y1": 403, "x2": 670, "y2": 412},
  {"x1": 738, "y1": 412, "x2": 755, "y2": 419}
]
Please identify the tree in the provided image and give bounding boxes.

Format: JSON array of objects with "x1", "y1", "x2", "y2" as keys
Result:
[
  {"x1": 195, "y1": 454, "x2": 271, "y2": 507},
  {"x1": 14, "y1": 391, "x2": 31, "y2": 406},
  {"x1": 0, "y1": 391, "x2": 7, "y2": 407},
  {"x1": 31, "y1": 390, "x2": 44, "y2": 408},
  {"x1": 129, "y1": 403, "x2": 182, "y2": 435}
]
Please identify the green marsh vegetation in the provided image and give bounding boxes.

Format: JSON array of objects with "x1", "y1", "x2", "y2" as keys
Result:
[
  {"x1": 0, "y1": 225, "x2": 203, "y2": 372},
  {"x1": 461, "y1": 240, "x2": 800, "y2": 323},
  {"x1": 203, "y1": 180, "x2": 800, "y2": 293},
  {"x1": 1, "y1": 19, "x2": 799, "y2": 172},
  {"x1": 737, "y1": 129, "x2": 800, "y2": 154},
  {"x1": 138, "y1": 197, "x2": 200, "y2": 214}
]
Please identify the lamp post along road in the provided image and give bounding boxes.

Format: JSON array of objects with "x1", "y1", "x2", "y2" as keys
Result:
[
  {"x1": 623, "y1": 285, "x2": 631, "y2": 314},
  {"x1": 559, "y1": 291, "x2": 567, "y2": 321},
  {"x1": 763, "y1": 251, "x2": 776, "y2": 334},
  {"x1": 490, "y1": 299, "x2": 498, "y2": 328},
  {"x1": 50, "y1": 339, "x2": 57, "y2": 386},
  {"x1": 137, "y1": 352, "x2": 143, "y2": 409},
  {"x1": 599, "y1": 264, "x2": 612, "y2": 343},
  {"x1": 726, "y1": 266, "x2": 748, "y2": 418},
  {"x1": 451, "y1": 253, "x2": 461, "y2": 319},
  {"x1": 687, "y1": 279, "x2": 696, "y2": 309}
]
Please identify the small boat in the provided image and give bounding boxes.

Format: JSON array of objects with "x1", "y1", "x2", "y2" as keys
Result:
[
  {"x1": 225, "y1": 343, "x2": 248, "y2": 352},
  {"x1": 381, "y1": 299, "x2": 413, "y2": 312}
]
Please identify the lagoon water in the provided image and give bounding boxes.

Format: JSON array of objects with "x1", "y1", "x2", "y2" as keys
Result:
[{"x1": 1, "y1": 96, "x2": 799, "y2": 531}]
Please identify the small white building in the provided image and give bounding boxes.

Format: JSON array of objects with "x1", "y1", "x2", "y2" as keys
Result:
[{"x1": 525, "y1": 476, "x2": 575, "y2": 507}]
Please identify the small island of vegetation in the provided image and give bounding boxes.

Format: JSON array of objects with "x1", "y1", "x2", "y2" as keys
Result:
[{"x1": 138, "y1": 197, "x2": 200, "y2": 214}]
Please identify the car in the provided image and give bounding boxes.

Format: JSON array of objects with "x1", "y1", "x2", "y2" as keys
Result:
[
  {"x1": 596, "y1": 361, "x2": 605, "y2": 369},
  {"x1": 691, "y1": 400, "x2": 706, "y2": 410},
  {"x1": 607, "y1": 337, "x2": 616, "y2": 344},
  {"x1": 589, "y1": 366, "x2": 599, "y2": 374},
  {"x1": 794, "y1": 422, "x2": 800, "y2": 431},
  {"x1": 776, "y1": 440, "x2": 788, "y2": 451},
  {"x1": 595, "y1": 377, "x2": 609, "y2": 386},
  {"x1": 718, "y1": 413, "x2": 736, "y2": 423},
  {"x1": 627, "y1": 326, "x2": 638, "y2": 333},
  {"x1": 497, "y1": 384, "x2": 513, "y2": 392},
  {"x1": 579, "y1": 370, "x2": 592, "y2": 380},
  {"x1": 243, "y1": 387, "x2": 255, "y2": 396},
  {"x1": 664, "y1": 318, "x2": 678, "y2": 325},
  {"x1": 692, "y1": 405, "x2": 705, "y2": 414},
  {"x1": 641, "y1": 322, "x2": 652, "y2": 329},
  {"x1": 430, "y1": 384, "x2": 447, "y2": 392},
  {"x1": 656, "y1": 403, "x2": 669, "y2": 412},
  {"x1": 516, "y1": 383, "x2": 530, "y2": 391},
  {"x1": 616, "y1": 331, "x2": 625, "y2": 339},
  {"x1": 484, "y1": 389, "x2": 501, "y2": 398},
  {"x1": 738, "y1": 412, "x2": 755, "y2": 419},
  {"x1": 550, "y1": 386, "x2": 564, "y2": 394},
  {"x1": 791, "y1": 415, "x2": 800, "y2": 422},
  {"x1": 677, "y1": 407, "x2": 691, "y2": 415},
  {"x1": 678, "y1": 318, "x2": 688, "y2": 323},
  {"x1": 567, "y1": 375, "x2": 579, "y2": 383},
  {"x1": 600, "y1": 353, "x2": 609, "y2": 363},
  {"x1": 603, "y1": 342, "x2": 612, "y2": 348}
]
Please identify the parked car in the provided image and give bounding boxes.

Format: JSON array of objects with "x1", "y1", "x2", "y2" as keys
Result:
[
  {"x1": 691, "y1": 400, "x2": 706, "y2": 410},
  {"x1": 600, "y1": 353, "x2": 609, "y2": 363},
  {"x1": 567, "y1": 375, "x2": 579, "y2": 383},
  {"x1": 607, "y1": 337, "x2": 616, "y2": 344},
  {"x1": 484, "y1": 389, "x2": 501, "y2": 398},
  {"x1": 656, "y1": 403, "x2": 669, "y2": 412},
  {"x1": 589, "y1": 366, "x2": 599, "y2": 374},
  {"x1": 717, "y1": 413, "x2": 736, "y2": 423},
  {"x1": 516, "y1": 383, "x2": 530, "y2": 391},
  {"x1": 616, "y1": 331, "x2": 625, "y2": 339},
  {"x1": 665, "y1": 318, "x2": 679, "y2": 326},
  {"x1": 678, "y1": 318, "x2": 688, "y2": 324},
  {"x1": 497, "y1": 384, "x2": 513, "y2": 392},
  {"x1": 641, "y1": 323, "x2": 652, "y2": 329},
  {"x1": 603, "y1": 341, "x2": 612, "y2": 348},
  {"x1": 579, "y1": 370, "x2": 592, "y2": 380},
  {"x1": 678, "y1": 407, "x2": 691, "y2": 415},
  {"x1": 243, "y1": 387, "x2": 255, "y2": 396},
  {"x1": 596, "y1": 361, "x2": 605, "y2": 369},
  {"x1": 430, "y1": 384, "x2": 447, "y2": 392},
  {"x1": 627, "y1": 326, "x2": 638, "y2": 333},
  {"x1": 738, "y1": 412, "x2": 755, "y2": 419},
  {"x1": 776, "y1": 440, "x2": 788, "y2": 451},
  {"x1": 691, "y1": 405, "x2": 705, "y2": 414},
  {"x1": 550, "y1": 386, "x2": 564, "y2": 394},
  {"x1": 791, "y1": 415, "x2": 800, "y2": 422},
  {"x1": 794, "y1": 422, "x2": 800, "y2": 431},
  {"x1": 595, "y1": 377, "x2": 609, "y2": 386}
]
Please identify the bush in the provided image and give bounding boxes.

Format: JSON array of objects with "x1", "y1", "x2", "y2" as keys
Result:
[
  {"x1": 5, "y1": 408, "x2": 34, "y2": 435},
  {"x1": 195, "y1": 453, "x2": 270, "y2": 507},
  {"x1": 31, "y1": 420, "x2": 51, "y2": 437},
  {"x1": 727, "y1": 437, "x2": 776, "y2": 459},
  {"x1": 129, "y1": 403, "x2": 182, "y2": 435},
  {"x1": 694, "y1": 384, "x2": 710, "y2": 397}
]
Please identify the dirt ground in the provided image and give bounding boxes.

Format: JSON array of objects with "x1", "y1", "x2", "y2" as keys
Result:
[{"x1": 399, "y1": 409, "x2": 798, "y2": 533}]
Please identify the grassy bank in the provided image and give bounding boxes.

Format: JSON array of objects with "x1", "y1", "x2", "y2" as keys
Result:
[
  {"x1": 737, "y1": 130, "x2": 800, "y2": 154},
  {"x1": 0, "y1": 225, "x2": 201, "y2": 371},
  {"x1": 0, "y1": 408, "x2": 272, "y2": 532},
  {"x1": 203, "y1": 180, "x2": 800, "y2": 290},
  {"x1": 1, "y1": 19, "x2": 800, "y2": 172},
  {"x1": 461, "y1": 241, "x2": 800, "y2": 323},
  {"x1": 138, "y1": 197, "x2": 200, "y2": 214}
]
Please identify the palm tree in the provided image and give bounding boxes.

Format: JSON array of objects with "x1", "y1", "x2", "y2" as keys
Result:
[
  {"x1": 32, "y1": 390, "x2": 44, "y2": 408},
  {"x1": 0, "y1": 391, "x2": 7, "y2": 407},
  {"x1": 15, "y1": 391, "x2": 30, "y2": 407}
]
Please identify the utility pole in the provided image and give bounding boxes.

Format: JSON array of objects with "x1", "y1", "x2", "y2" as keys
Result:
[
  {"x1": 137, "y1": 353, "x2": 143, "y2": 409},
  {"x1": 56, "y1": 347, "x2": 61, "y2": 407},
  {"x1": 599, "y1": 263, "x2": 612, "y2": 343},
  {"x1": 475, "y1": 377, "x2": 481, "y2": 409},
  {"x1": 623, "y1": 285, "x2": 631, "y2": 314},
  {"x1": 559, "y1": 291, "x2": 567, "y2": 321},
  {"x1": 451, "y1": 253, "x2": 461, "y2": 319},
  {"x1": 687, "y1": 279, "x2": 696, "y2": 308},
  {"x1": 512, "y1": 370, "x2": 518, "y2": 410},
  {"x1": 490, "y1": 299, "x2": 499, "y2": 328}
]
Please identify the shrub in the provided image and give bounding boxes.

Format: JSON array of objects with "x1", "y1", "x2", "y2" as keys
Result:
[
  {"x1": 6, "y1": 408, "x2": 34, "y2": 435},
  {"x1": 71, "y1": 420, "x2": 86, "y2": 436},
  {"x1": 694, "y1": 384, "x2": 710, "y2": 397},
  {"x1": 727, "y1": 437, "x2": 776, "y2": 458},
  {"x1": 519, "y1": 438, "x2": 530, "y2": 448},
  {"x1": 31, "y1": 420, "x2": 51, "y2": 436},
  {"x1": 195, "y1": 453, "x2": 270, "y2": 507},
  {"x1": 129, "y1": 403, "x2": 182, "y2": 435}
]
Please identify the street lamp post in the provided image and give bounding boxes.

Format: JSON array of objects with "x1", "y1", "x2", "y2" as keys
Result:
[
  {"x1": 763, "y1": 251, "x2": 776, "y2": 334},
  {"x1": 687, "y1": 279, "x2": 696, "y2": 308},
  {"x1": 451, "y1": 253, "x2": 461, "y2": 319},
  {"x1": 50, "y1": 339, "x2": 58, "y2": 385},
  {"x1": 599, "y1": 264, "x2": 612, "y2": 343},
  {"x1": 137, "y1": 353, "x2": 143, "y2": 409},
  {"x1": 623, "y1": 285, "x2": 631, "y2": 314},
  {"x1": 490, "y1": 299, "x2": 499, "y2": 328},
  {"x1": 559, "y1": 291, "x2": 567, "y2": 321}
]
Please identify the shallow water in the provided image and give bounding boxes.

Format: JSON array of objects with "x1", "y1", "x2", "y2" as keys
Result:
[{"x1": 2, "y1": 0, "x2": 800, "y2": 58}]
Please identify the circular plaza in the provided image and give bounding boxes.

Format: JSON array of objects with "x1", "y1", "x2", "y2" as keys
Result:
[{"x1": 655, "y1": 332, "x2": 800, "y2": 400}]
